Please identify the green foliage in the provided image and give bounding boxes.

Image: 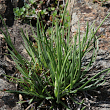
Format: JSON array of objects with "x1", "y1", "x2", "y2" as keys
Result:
[
  {"x1": 13, "y1": 7, "x2": 25, "y2": 17},
  {"x1": 29, "y1": 0, "x2": 35, "y2": 4},
  {"x1": 13, "y1": 2, "x2": 36, "y2": 20},
  {"x1": 13, "y1": 0, "x2": 60, "y2": 21}
]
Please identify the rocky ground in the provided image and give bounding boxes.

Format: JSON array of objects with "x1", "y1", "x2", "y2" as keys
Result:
[
  {"x1": 71, "y1": 0, "x2": 110, "y2": 109},
  {"x1": 0, "y1": 0, "x2": 110, "y2": 109}
]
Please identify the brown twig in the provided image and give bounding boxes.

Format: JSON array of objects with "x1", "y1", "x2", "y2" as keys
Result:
[{"x1": 25, "y1": 102, "x2": 37, "y2": 110}]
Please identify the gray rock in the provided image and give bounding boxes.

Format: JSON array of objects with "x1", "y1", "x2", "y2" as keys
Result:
[
  {"x1": 71, "y1": 13, "x2": 79, "y2": 25},
  {"x1": 0, "y1": 79, "x2": 14, "y2": 90},
  {"x1": 0, "y1": 79, "x2": 21, "y2": 110},
  {"x1": 99, "y1": 27, "x2": 105, "y2": 33},
  {"x1": 0, "y1": 68, "x2": 6, "y2": 76},
  {"x1": 97, "y1": 49, "x2": 106, "y2": 56}
]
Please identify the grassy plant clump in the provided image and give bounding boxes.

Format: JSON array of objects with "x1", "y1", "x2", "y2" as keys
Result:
[{"x1": 1, "y1": 1, "x2": 110, "y2": 109}]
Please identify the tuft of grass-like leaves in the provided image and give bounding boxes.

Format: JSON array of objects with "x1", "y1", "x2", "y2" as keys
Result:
[{"x1": 0, "y1": 1, "x2": 110, "y2": 109}]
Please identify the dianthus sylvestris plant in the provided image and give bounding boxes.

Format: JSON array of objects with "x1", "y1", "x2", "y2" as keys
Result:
[{"x1": 0, "y1": 0, "x2": 110, "y2": 109}]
